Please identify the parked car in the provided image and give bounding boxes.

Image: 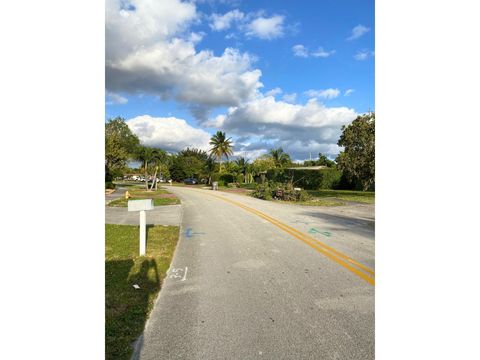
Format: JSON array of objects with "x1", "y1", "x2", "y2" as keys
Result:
[{"x1": 183, "y1": 178, "x2": 198, "y2": 185}]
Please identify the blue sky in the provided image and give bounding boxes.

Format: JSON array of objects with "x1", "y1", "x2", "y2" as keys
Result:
[{"x1": 106, "y1": 0, "x2": 374, "y2": 161}]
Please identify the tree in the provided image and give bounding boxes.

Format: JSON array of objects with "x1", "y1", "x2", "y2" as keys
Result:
[
  {"x1": 149, "y1": 148, "x2": 169, "y2": 190},
  {"x1": 235, "y1": 157, "x2": 249, "y2": 183},
  {"x1": 105, "y1": 117, "x2": 139, "y2": 178},
  {"x1": 135, "y1": 146, "x2": 155, "y2": 190},
  {"x1": 179, "y1": 147, "x2": 208, "y2": 161},
  {"x1": 317, "y1": 153, "x2": 335, "y2": 168},
  {"x1": 204, "y1": 156, "x2": 217, "y2": 185},
  {"x1": 268, "y1": 147, "x2": 292, "y2": 168},
  {"x1": 336, "y1": 112, "x2": 375, "y2": 191},
  {"x1": 209, "y1": 131, "x2": 233, "y2": 172}
]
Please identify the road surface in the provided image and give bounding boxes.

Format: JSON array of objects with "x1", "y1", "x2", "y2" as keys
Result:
[{"x1": 134, "y1": 186, "x2": 374, "y2": 360}]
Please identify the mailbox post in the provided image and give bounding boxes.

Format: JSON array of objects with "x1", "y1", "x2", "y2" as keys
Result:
[{"x1": 128, "y1": 199, "x2": 154, "y2": 256}]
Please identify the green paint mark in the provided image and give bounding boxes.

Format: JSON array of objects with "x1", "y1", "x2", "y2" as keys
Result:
[{"x1": 308, "y1": 228, "x2": 332, "y2": 237}]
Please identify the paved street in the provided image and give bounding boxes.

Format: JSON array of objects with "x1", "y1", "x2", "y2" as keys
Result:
[
  {"x1": 134, "y1": 186, "x2": 374, "y2": 360},
  {"x1": 105, "y1": 188, "x2": 182, "y2": 226}
]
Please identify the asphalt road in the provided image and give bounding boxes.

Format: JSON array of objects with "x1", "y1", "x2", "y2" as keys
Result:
[{"x1": 135, "y1": 186, "x2": 374, "y2": 360}]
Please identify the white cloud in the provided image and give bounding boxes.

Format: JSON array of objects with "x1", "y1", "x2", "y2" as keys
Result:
[
  {"x1": 106, "y1": 0, "x2": 263, "y2": 120},
  {"x1": 106, "y1": 91, "x2": 128, "y2": 105},
  {"x1": 265, "y1": 87, "x2": 282, "y2": 97},
  {"x1": 347, "y1": 24, "x2": 370, "y2": 40},
  {"x1": 292, "y1": 44, "x2": 309, "y2": 57},
  {"x1": 304, "y1": 88, "x2": 340, "y2": 99},
  {"x1": 209, "y1": 10, "x2": 244, "y2": 31},
  {"x1": 311, "y1": 47, "x2": 336, "y2": 58},
  {"x1": 212, "y1": 96, "x2": 357, "y2": 159},
  {"x1": 354, "y1": 49, "x2": 374, "y2": 60},
  {"x1": 282, "y1": 93, "x2": 297, "y2": 103},
  {"x1": 344, "y1": 89, "x2": 355, "y2": 96},
  {"x1": 127, "y1": 115, "x2": 211, "y2": 152},
  {"x1": 245, "y1": 15, "x2": 285, "y2": 39},
  {"x1": 292, "y1": 44, "x2": 335, "y2": 58}
]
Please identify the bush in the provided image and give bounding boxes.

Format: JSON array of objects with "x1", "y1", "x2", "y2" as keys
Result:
[
  {"x1": 236, "y1": 174, "x2": 244, "y2": 184},
  {"x1": 251, "y1": 181, "x2": 310, "y2": 202},
  {"x1": 265, "y1": 168, "x2": 350, "y2": 190},
  {"x1": 105, "y1": 181, "x2": 116, "y2": 189},
  {"x1": 251, "y1": 182, "x2": 273, "y2": 200},
  {"x1": 211, "y1": 173, "x2": 235, "y2": 186}
]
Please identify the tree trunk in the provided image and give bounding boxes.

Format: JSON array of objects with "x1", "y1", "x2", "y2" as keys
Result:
[
  {"x1": 150, "y1": 167, "x2": 158, "y2": 191},
  {"x1": 144, "y1": 162, "x2": 149, "y2": 190}
]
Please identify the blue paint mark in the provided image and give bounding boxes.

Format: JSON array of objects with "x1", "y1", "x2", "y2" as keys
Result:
[{"x1": 184, "y1": 228, "x2": 205, "y2": 238}]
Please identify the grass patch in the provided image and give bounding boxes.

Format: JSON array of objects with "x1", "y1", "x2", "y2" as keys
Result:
[
  {"x1": 105, "y1": 224, "x2": 179, "y2": 360},
  {"x1": 306, "y1": 189, "x2": 375, "y2": 204},
  {"x1": 107, "y1": 188, "x2": 180, "y2": 207}
]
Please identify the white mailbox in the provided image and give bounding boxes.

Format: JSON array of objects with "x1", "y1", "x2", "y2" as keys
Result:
[
  {"x1": 127, "y1": 199, "x2": 154, "y2": 256},
  {"x1": 128, "y1": 199, "x2": 154, "y2": 212}
]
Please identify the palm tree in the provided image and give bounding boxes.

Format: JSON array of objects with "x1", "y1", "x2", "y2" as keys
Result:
[
  {"x1": 235, "y1": 157, "x2": 249, "y2": 183},
  {"x1": 136, "y1": 146, "x2": 154, "y2": 190},
  {"x1": 149, "y1": 148, "x2": 168, "y2": 190},
  {"x1": 269, "y1": 147, "x2": 292, "y2": 168},
  {"x1": 209, "y1": 131, "x2": 233, "y2": 173}
]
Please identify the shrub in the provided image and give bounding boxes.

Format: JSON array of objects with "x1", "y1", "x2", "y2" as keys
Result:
[
  {"x1": 265, "y1": 168, "x2": 350, "y2": 190},
  {"x1": 252, "y1": 181, "x2": 311, "y2": 202},
  {"x1": 251, "y1": 182, "x2": 273, "y2": 200},
  {"x1": 219, "y1": 173, "x2": 235, "y2": 184},
  {"x1": 236, "y1": 174, "x2": 244, "y2": 184},
  {"x1": 105, "y1": 181, "x2": 116, "y2": 189}
]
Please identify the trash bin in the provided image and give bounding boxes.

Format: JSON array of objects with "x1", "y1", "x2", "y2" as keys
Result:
[{"x1": 212, "y1": 181, "x2": 218, "y2": 190}]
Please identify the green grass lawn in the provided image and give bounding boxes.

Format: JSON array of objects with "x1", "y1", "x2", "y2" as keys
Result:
[
  {"x1": 105, "y1": 224, "x2": 179, "y2": 360},
  {"x1": 306, "y1": 189, "x2": 375, "y2": 204},
  {"x1": 108, "y1": 188, "x2": 180, "y2": 207}
]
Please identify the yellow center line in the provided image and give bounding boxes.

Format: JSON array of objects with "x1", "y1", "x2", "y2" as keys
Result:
[{"x1": 203, "y1": 191, "x2": 375, "y2": 286}]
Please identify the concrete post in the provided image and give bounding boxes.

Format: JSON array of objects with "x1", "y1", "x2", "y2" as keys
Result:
[{"x1": 139, "y1": 210, "x2": 146, "y2": 256}]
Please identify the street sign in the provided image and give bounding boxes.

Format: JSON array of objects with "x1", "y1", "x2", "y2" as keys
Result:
[{"x1": 127, "y1": 199, "x2": 154, "y2": 256}]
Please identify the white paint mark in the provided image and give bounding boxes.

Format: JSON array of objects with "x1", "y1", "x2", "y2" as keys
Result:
[
  {"x1": 181, "y1": 266, "x2": 188, "y2": 281},
  {"x1": 167, "y1": 267, "x2": 189, "y2": 281},
  {"x1": 133, "y1": 284, "x2": 140, "y2": 289}
]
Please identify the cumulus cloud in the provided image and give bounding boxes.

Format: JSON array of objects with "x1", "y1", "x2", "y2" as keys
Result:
[
  {"x1": 209, "y1": 10, "x2": 288, "y2": 40},
  {"x1": 354, "y1": 49, "x2": 375, "y2": 60},
  {"x1": 210, "y1": 96, "x2": 357, "y2": 159},
  {"x1": 265, "y1": 87, "x2": 282, "y2": 97},
  {"x1": 292, "y1": 44, "x2": 335, "y2": 58},
  {"x1": 292, "y1": 44, "x2": 309, "y2": 58},
  {"x1": 282, "y1": 93, "x2": 297, "y2": 103},
  {"x1": 245, "y1": 15, "x2": 285, "y2": 39},
  {"x1": 344, "y1": 89, "x2": 355, "y2": 96},
  {"x1": 347, "y1": 24, "x2": 370, "y2": 40},
  {"x1": 106, "y1": 0, "x2": 263, "y2": 120},
  {"x1": 209, "y1": 9, "x2": 244, "y2": 31},
  {"x1": 311, "y1": 47, "x2": 336, "y2": 58},
  {"x1": 106, "y1": 91, "x2": 128, "y2": 105},
  {"x1": 304, "y1": 88, "x2": 340, "y2": 99},
  {"x1": 127, "y1": 115, "x2": 211, "y2": 152}
]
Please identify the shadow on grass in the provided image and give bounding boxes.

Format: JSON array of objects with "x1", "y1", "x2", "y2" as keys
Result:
[{"x1": 105, "y1": 258, "x2": 161, "y2": 360}]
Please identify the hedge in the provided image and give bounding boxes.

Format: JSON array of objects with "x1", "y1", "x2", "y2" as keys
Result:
[
  {"x1": 211, "y1": 173, "x2": 235, "y2": 186},
  {"x1": 265, "y1": 168, "x2": 354, "y2": 190}
]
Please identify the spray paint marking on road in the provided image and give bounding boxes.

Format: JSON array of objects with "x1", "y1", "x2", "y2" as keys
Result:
[
  {"x1": 205, "y1": 192, "x2": 375, "y2": 286},
  {"x1": 168, "y1": 267, "x2": 188, "y2": 281},
  {"x1": 185, "y1": 228, "x2": 205, "y2": 238},
  {"x1": 308, "y1": 228, "x2": 332, "y2": 237}
]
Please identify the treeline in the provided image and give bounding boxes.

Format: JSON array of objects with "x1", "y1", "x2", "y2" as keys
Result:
[{"x1": 105, "y1": 112, "x2": 374, "y2": 191}]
